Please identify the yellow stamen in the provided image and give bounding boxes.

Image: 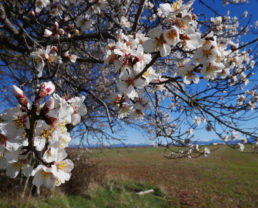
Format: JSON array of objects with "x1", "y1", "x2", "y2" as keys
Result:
[
  {"x1": 48, "y1": 55, "x2": 55, "y2": 63},
  {"x1": 216, "y1": 55, "x2": 221, "y2": 62},
  {"x1": 47, "y1": 149, "x2": 52, "y2": 157},
  {"x1": 59, "y1": 137, "x2": 68, "y2": 148},
  {"x1": 166, "y1": 29, "x2": 177, "y2": 41},
  {"x1": 41, "y1": 129, "x2": 52, "y2": 141},
  {"x1": 13, "y1": 115, "x2": 25, "y2": 129},
  {"x1": 58, "y1": 161, "x2": 68, "y2": 171},
  {"x1": 143, "y1": 69, "x2": 151, "y2": 77},
  {"x1": 206, "y1": 64, "x2": 217, "y2": 73},
  {"x1": 13, "y1": 162, "x2": 23, "y2": 170},
  {"x1": 171, "y1": 0, "x2": 182, "y2": 11},
  {"x1": 186, "y1": 71, "x2": 194, "y2": 77},
  {"x1": 56, "y1": 179, "x2": 62, "y2": 185},
  {"x1": 202, "y1": 49, "x2": 212, "y2": 58},
  {"x1": 155, "y1": 35, "x2": 166, "y2": 48},
  {"x1": 58, "y1": 121, "x2": 68, "y2": 134},
  {"x1": 41, "y1": 170, "x2": 52, "y2": 179}
]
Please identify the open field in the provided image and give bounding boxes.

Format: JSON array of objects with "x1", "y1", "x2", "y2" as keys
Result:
[
  {"x1": 91, "y1": 145, "x2": 258, "y2": 208},
  {"x1": 0, "y1": 145, "x2": 257, "y2": 208}
]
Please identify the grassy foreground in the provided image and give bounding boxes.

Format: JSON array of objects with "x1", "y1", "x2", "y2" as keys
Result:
[{"x1": 0, "y1": 180, "x2": 171, "y2": 208}]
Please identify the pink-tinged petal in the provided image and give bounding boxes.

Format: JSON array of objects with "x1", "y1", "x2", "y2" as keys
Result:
[
  {"x1": 44, "y1": 116, "x2": 58, "y2": 128},
  {"x1": 39, "y1": 81, "x2": 55, "y2": 97},
  {"x1": 45, "y1": 97, "x2": 55, "y2": 110}
]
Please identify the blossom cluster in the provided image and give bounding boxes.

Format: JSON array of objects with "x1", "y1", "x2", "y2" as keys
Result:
[
  {"x1": 104, "y1": 0, "x2": 255, "y2": 122},
  {"x1": 4, "y1": 0, "x2": 256, "y2": 161},
  {"x1": 31, "y1": 25, "x2": 78, "y2": 78},
  {"x1": 0, "y1": 82, "x2": 87, "y2": 189},
  {"x1": 105, "y1": 33, "x2": 162, "y2": 119}
]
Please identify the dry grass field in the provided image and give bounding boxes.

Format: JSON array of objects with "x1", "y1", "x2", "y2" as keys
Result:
[
  {"x1": 0, "y1": 145, "x2": 257, "y2": 208},
  {"x1": 92, "y1": 145, "x2": 258, "y2": 208}
]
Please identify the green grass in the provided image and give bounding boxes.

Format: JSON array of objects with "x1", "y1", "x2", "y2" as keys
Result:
[{"x1": 0, "y1": 180, "x2": 171, "y2": 208}]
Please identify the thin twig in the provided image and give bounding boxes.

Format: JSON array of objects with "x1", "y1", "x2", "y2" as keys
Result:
[{"x1": 132, "y1": 0, "x2": 146, "y2": 32}]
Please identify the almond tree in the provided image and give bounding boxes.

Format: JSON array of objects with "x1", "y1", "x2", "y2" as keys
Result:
[{"x1": 0, "y1": 0, "x2": 257, "y2": 192}]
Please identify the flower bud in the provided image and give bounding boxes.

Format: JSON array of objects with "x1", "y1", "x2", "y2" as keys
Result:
[
  {"x1": 44, "y1": 116, "x2": 58, "y2": 127},
  {"x1": 41, "y1": 98, "x2": 55, "y2": 115},
  {"x1": 74, "y1": 29, "x2": 79, "y2": 35},
  {"x1": 13, "y1": 85, "x2": 28, "y2": 108},
  {"x1": 51, "y1": 46, "x2": 58, "y2": 53},
  {"x1": 13, "y1": 85, "x2": 23, "y2": 97}
]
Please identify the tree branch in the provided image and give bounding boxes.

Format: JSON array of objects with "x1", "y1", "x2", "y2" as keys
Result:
[{"x1": 132, "y1": 0, "x2": 146, "y2": 32}]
